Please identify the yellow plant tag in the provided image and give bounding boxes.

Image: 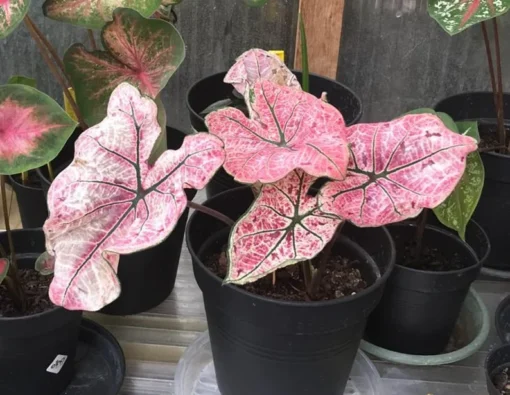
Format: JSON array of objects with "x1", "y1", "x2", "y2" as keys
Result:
[
  {"x1": 64, "y1": 88, "x2": 78, "y2": 122},
  {"x1": 269, "y1": 50, "x2": 285, "y2": 62}
]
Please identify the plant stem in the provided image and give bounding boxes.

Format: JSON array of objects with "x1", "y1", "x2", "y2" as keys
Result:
[
  {"x1": 21, "y1": 172, "x2": 28, "y2": 186},
  {"x1": 47, "y1": 163, "x2": 55, "y2": 181},
  {"x1": 479, "y1": 145, "x2": 506, "y2": 153},
  {"x1": 1, "y1": 176, "x2": 16, "y2": 270},
  {"x1": 186, "y1": 201, "x2": 235, "y2": 226},
  {"x1": 87, "y1": 29, "x2": 97, "y2": 50},
  {"x1": 413, "y1": 209, "x2": 428, "y2": 261},
  {"x1": 23, "y1": 17, "x2": 88, "y2": 131},
  {"x1": 301, "y1": 260, "x2": 313, "y2": 290},
  {"x1": 492, "y1": 18, "x2": 507, "y2": 152},
  {"x1": 299, "y1": 13, "x2": 309, "y2": 93},
  {"x1": 481, "y1": 22, "x2": 499, "y2": 114}
]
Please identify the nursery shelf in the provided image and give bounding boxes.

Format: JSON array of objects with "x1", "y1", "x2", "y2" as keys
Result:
[{"x1": 80, "y1": 190, "x2": 510, "y2": 394}]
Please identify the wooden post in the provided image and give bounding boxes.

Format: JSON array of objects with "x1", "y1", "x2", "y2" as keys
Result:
[{"x1": 294, "y1": 0, "x2": 345, "y2": 79}]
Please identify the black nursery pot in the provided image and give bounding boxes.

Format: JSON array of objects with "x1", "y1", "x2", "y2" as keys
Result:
[
  {"x1": 365, "y1": 223, "x2": 481, "y2": 355},
  {"x1": 186, "y1": 187, "x2": 395, "y2": 395},
  {"x1": 435, "y1": 92, "x2": 510, "y2": 271},
  {"x1": 38, "y1": 127, "x2": 196, "y2": 316},
  {"x1": 8, "y1": 174, "x2": 48, "y2": 229},
  {"x1": 186, "y1": 71, "x2": 363, "y2": 199},
  {"x1": 486, "y1": 343, "x2": 510, "y2": 395},
  {"x1": 0, "y1": 229, "x2": 82, "y2": 395}
]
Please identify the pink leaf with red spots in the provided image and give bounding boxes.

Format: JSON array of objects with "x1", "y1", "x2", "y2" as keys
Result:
[
  {"x1": 318, "y1": 114, "x2": 478, "y2": 227},
  {"x1": 0, "y1": 0, "x2": 29, "y2": 38},
  {"x1": 64, "y1": 8, "x2": 185, "y2": 126},
  {"x1": 0, "y1": 84, "x2": 77, "y2": 175},
  {"x1": 35, "y1": 251, "x2": 55, "y2": 275},
  {"x1": 226, "y1": 170, "x2": 342, "y2": 284},
  {"x1": 206, "y1": 80, "x2": 349, "y2": 184},
  {"x1": 43, "y1": 83, "x2": 225, "y2": 311},
  {"x1": 0, "y1": 257, "x2": 9, "y2": 285},
  {"x1": 43, "y1": 0, "x2": 160, "y2": 29}
]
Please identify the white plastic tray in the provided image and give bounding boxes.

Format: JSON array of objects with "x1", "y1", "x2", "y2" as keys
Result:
[{"x1": 175, "y1": 331, "x2": 382, "y2": 395}]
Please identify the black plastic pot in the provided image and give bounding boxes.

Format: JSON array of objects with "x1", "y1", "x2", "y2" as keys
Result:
[
  {"x1": 8, "y1": 174, "x2": 48, "y2": 228},
  {"x1": 496, "y1": 295, "x2": 510, "y2": 344},
  {"x1": 365, "y1": 223, "x2": 481, "y2": 356},
  {"x1": 435, "y1": 92, "x2": 510, "y2": 271},
  {"x1": 0, "y1": 229, "x2": 82, "y2": 395},
  {"x1": 186, "y1": 71, "x2": 363, "y2": 199},
  {"x1": 486, "y1": 343, "x2": 510, "y2": 395},
  {"x1": 186, "y1": 187, "x2": 395, "y2": 395},
  {"x1": 38, "y1": 127, "x2": 196, "y2": 316}
]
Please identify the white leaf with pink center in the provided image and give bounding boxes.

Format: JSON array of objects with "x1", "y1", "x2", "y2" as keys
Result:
[{"x1": 43, "y1": 83, "x2": 225, "y2": 311}]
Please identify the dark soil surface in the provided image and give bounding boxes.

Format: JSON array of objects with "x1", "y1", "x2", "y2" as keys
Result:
[
  {"x1": 479, "y1": 123, "x2": 510, "y2": 153},
  {"x1": 492, "y1": 366, "x2": 510, "y2": 394},
  {"x1": 397, "y1": 240, "x2": 466, "y2": 272},
  {"x1": 0, "y1": 269, "x2": 54, "y2": 317},
  {"x1": 206, "y1": 249, "x2": 368, "y2": 302}
]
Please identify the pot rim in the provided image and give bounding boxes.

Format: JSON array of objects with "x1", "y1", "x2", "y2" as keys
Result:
[
  {"x1": 186, "y1": 187, "x2": 396, "y2": 309},
  {"x1": 485, "y1": 342, "x2": 510, "y2": 387},
  {"x1": 185, "y1": 70, "x2": 363, "y2": 128},
  {"x1": 8, "y1": 174, "x2": 43, "y2": 192},
  {"x1": 360, "y1": 288, "x2": 490, "y2": 366},
  {"x1": 495, "y1": 294, "x2": 510, "y2": 344},
  {"x1": 388, "y1": 223, "x2": 481, "y2": 276}
]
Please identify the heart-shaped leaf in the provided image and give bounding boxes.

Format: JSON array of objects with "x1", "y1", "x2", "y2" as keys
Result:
[
  {"x1": 206, "y1": 80, "x2": 349, "y2": 184},
  {"x1": 35, "y1": 251, "x2": 55, "y2": 276},
  {"x1": 433, "y1": 121, "x2": 484, "y2": 240},
  {"x1": 64, "y1": 8, "x2": 185, "y2": 126},
  {"x1": 318, "y1": 114, "x2": 479, "y2": 227},
  {"x1": 0, "y1": 0, "x2": 29, "y2": 39},
  {"x1": 428, "y1": 0, "x2": 510, "y2": 35},
  {"x1": 227, "y1": 170, "x2": 342, "y2": 284},
  {"x1": 0, "y1": 84, "x2": 78, "y2": 175},
  {"x1": 7, "y1": 75, "x2": 36, "y2": 87},
  {"x1": 0, "y1": 258, "x2": 9, "y2": 285},
  {"x1": 43, "y1": 0, "x2": 161, "y2": 29},
  {"x1": 43, "y1": 83, "x2": 225, "y2": 311}
]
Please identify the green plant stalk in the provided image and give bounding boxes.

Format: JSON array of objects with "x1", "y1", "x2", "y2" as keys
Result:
[
  {"x1": 301, "y1": 260, "x2": 313, "y2": 290},
  {"x1": 492, "y1": 19, "x2": 507, "y2": 152},
  {"x1": 413, "y1": 209, "x2": 429, "y2": 262},
  {"x1": 21, "y1": 172, "x2": 28, "y2": 186},
  {"x1": 299, "y1": 13, "x2": 309, "y2": 93},
  {"x1": 47, "y1": 163, "x2": 55, "y2": 182},
  {"x1": 187, "y1": 201, "x2": 235, "y2": 226}
]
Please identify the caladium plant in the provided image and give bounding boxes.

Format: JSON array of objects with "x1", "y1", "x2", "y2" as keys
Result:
[
  {"x1": 0, "y1": 0, "x2": 30, "y2": 38},
  {"x1": 43, "y1": 83, "x2": 225, "y2": 311}
]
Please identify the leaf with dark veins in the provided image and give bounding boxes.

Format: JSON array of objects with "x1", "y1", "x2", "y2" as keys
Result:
[
  {"x1": 0, "y1": 258, "x2": 9, "y2": 285},
  {"x1": 206, "y1": 80, "x2": 349, "y2": 184},
  {"x1": 43, "y1": 83, "x2": 225, "y2": 311},
  {"x1": 64, "y1": 8, "x2": 185, "y2": 126},
  {"x1": 0, "y1": 0, "x2": 29, "y2": 39},
  {"x1": 226, "y1": 170, "x2": 342, "y2": 284},
  {"x1": 318, "y1": 114, "x2": 478, "y2": 227}
]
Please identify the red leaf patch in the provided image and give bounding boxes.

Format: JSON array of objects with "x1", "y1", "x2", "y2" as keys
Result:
[
  {"x1": 318, "y1": 114, "x2": 478, "y2": 227},
  {"x1": 0, "y1": 257, "x2": 9, "y2": 284},
  {"x1": 44, "y1": 83, "x2": 225, "y2": 311}
]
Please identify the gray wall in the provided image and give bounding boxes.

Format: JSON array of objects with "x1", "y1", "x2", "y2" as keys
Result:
[
  {"x1": 337, "y1": 0, "x2": 510, "y2": 123},
  {"x1": 0, "y1": 0, "x2": 299, "y2": 131}
]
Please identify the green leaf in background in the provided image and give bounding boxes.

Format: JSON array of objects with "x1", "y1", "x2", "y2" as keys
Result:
[
  {"x1": 299, "y1": 13, "x2": 309, "y2": 93},
  {"x1": 43, "y1": 0, "x2": 161, "y2": 29},
  {"x1": 7, "y1": 75, "x2": 36, "y2": 88},
  {"x1": 428, "y1": 0, "x2": 510, "y2": 35},
  {"x1": 433, "y1": 120, "x2": 484, "y2": 240},
  {"x1": 0, "y1": 258, "x2": 9, "y2": 285},
  {"x1": 0, "y1": 0, "x2": 30, "y2": 39}
]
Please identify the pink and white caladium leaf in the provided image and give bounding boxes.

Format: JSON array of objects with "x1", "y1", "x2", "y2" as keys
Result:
[
  {"x1": 35, "y1": 251, "x2": 55, "y2": 276},
  {"x1": 318, "y1": 114, "x2": 479, "y2": 227},
  {"x1": 43, "y1": 83, "x2": 225, "y2": 311},
  {"x1": 428, "y1": 0, "x2": 510, "y2": 35},
  {"x1": 0, "y1": 84, "x2": 78, "y2": 175},
  {"x1": 0, "y1": 0, "x2": 29, "y2": 39},
  {"x1": 64, "y1": 8, "x2": 185, "y2": 126},
  {"x1": 42, "y1": 0, "x2": 161, "y2": 29},
  {"x1": 227, "y1": 170, "x2": 342, "y2": 284},
  {"x1": 206, "y1": 80, "x2": 349, "y2": 184},
  {"x1": 0, "y1": 258, "x2": 9, "y2": 285}
]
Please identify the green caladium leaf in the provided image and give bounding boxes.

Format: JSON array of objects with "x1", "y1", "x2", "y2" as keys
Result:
[
  {"x1": 64, "y1": 8, "x2": 185, "y2": 126},
  {"x1": 0, "y1": 258, "x2": 9, "y2": 285},
  {"x1": 8, "y1": 75, "x2": 36, "y2": 88},
  {"x1": 0, "y1": 84, "x2": 78, "y2": 175},
  {"x1": 43, "y1": 0, "x2": 161, "y2": 29},
  {"x1": 0, "y1": 0, "x2": 30, "y2": 39},
  {"x1": 428, "y1": 0, "x2": 510, "y2": 35},
  {"x1": 433, "y1": 120, "x2": 484, "y2": 240}
]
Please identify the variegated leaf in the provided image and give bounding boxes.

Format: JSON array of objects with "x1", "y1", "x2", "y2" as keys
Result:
[
  {"x1": 43, "y1": 0, "x2": 161, "y2": 29},
  {"x1": 0, "y1": 84, "x2": 78, "y2": 175},
  {"x1": 0, "y1": 0, "x2": 29, "y2": 39},
  {"x1": 64, "y1": 8, "x2": 185, "y2": 126},
  {"x1": 428, "y1": 0, "x2": 510, "y2": 35},
  {"x1": 35, "y1": 251, "x2": 55, "y2": 275},
  {"x1": 206, "y1": 80, "x2": 349, "y2": 184},
  {"x1": 318, "y1": 114, "x2": 478, "y2": 227},
  {"x1": 43, "y1": 83, "x2": 225, "y2": 311},
  {"x1": 227, "y1": 170, "x2": 342, "y2": 284},
  {"x1": 0, "y1": 258, "x2": 9, "y2": 285}
]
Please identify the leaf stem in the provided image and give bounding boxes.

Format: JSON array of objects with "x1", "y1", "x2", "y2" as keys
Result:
[
  {"x1": 186, "y1": 201, "x2": 235, "y2": 226},
  {"x1": 21, "y1": 172, "x2": 28, "y2": 186},
  {"x1": 87, "y1": 29, "x2": 97, "y2": 50},
  {"x1": 301, "y1": 260, "x2": 313, "y2": 290},
  {"x1": 413, "y1": 209, "x2": 428, "y2": 261},
  {"x1": 299, "y1": 13, "x2": 309, "y2": 93},
  {"x1": 492, "y1": 18, "x2": 507, "y2": 152},
  {"x1": 47, "y1": 163, "x2": 55, "y2": 182}
]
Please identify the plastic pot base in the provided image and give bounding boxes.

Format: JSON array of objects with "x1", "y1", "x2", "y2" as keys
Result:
[
  {"x1": 175, "y1": 331, "x2": 382, "y2": 395},
  {"x1": 61, "y1": 319, "x2": 125, "y2": 395},
  {"x1": 360, "y1": 289, "x2": 489, "y2": 366}
]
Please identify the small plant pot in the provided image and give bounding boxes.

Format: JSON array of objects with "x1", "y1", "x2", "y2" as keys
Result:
[
  {"x1": 435, "y1": 92, "x2": 510, "y2": 273},
  {"x1": 365, "y1": 223, "x2": 481, "y2": 356},
  {"x1": 486, "y1": 343, "x2": 510, "y2": 395},
  {"x1": 360, "y1": 288, "x2": 490, "y2": 365},
  {"x1": 186, "y1": 71, "x2": 363, "y2": 199},
  {"x1": 186, "y1": 187, "x2": 395, "y2": 395},
  {"x1": 0, "y1": 229, "x2": 83, "y2": 395},
  {"x1": 496, "y1": 295, "x2": 510, "y2": 344},
  {"x1": 8, "y1": 173, "x2": 48, "y2": 228},
  {"x1": 37, "y1": 127, "x2": 196, "y2": 315}
]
